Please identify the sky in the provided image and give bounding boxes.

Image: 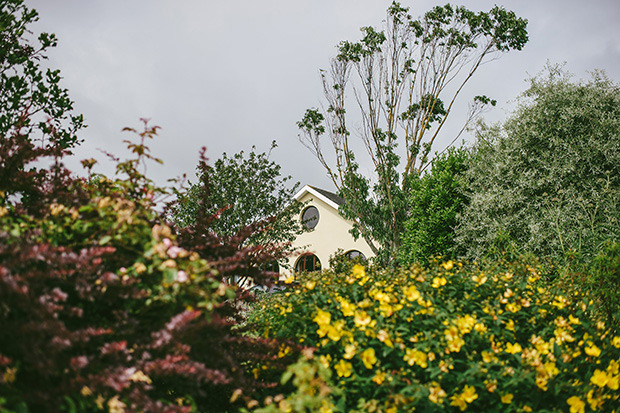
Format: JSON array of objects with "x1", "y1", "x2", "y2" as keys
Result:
[{"x1": 25, "y1": 0, "x2": 620, "y2": 193}]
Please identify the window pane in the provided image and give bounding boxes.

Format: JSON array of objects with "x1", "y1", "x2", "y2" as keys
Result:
[{"x1": 302, "y1": 206, "x2": 319, "y2": 230}]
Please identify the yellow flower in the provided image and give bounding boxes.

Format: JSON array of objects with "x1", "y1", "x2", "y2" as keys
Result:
[
  {"x1": 319, "y1": 354, "x2": 331, "y2": 368},
  {"x1": 428, "y1": 382, "x2": 446, "y2": 404},
  {"x1": 612, "y1": 336, "x2": 620, "y2": 348},
  {"x1": 352, "y1": 264, "x2": 365, "y2": 277},
  {"x1": 282, "y1": 273, "x2": 295, "y2": 284},
  {"x1": 450, "y1": 385, "x2": 477, "y2": 411},
  {"x1": 403, "y1": 349, "x2": 428, "y2": 368},
  {"x1": 354, "y1": 310, "x2": 373, "y2": 329},
  {"x1": 442, "y1": 260, "x2": 454, "y2": 270},
  {"x1": 404, "y1": 285, "x2": 421, "y2": 301},
  {"x1": 566, "y1": 396, "x2": 585, "y2": 413},
  {"x1": 587, "y1": 389, "x2": 604, "y2": 410},
  {"x1": 590, "y1": 369, "x2": 610, "y2": 387},
  {"x1": 585, "y1": 343, "x2": 601, "y2": 357},
  {"x1": 551, "y1": 295, "x2": 567, "y2": 309},
  {"x1": 461, "y1": 385, "x2": 478, "y2": 403},
  {"x1": 343, "y1": 344, "x2": 357, "y2": 359},
  {"x1": 377, "y1": 330, "x2": 394, "y2": 347},
  {"x1": 457, "y1": 315, "x2": 475, "y2": 334},
  {"x1": 474, "y1": 322, "x2": 487, "y2": 333},
  {"x1": 500, "y1": 393, "x2": 513, "y2": 404},
  {"x1": 505, "y1": 342, "x2": 522, "y2": 354},
  {"x1": 314, "y1": 309, "x2": 331, "y2": 326},
  {"x1": 568, "y1": 314, "x2": 580, "y2": 324},
  {"x1": 544, "y1": 361, "x2": 559, "y2": 377},
  {"x1": 0, "y1": 206, "x2": 8, "y2": 217},
  {"x1": 304, "y1": 280, "x2": 316, "y2": 290},
  {"x1": 505, "y1": 302, "x2": 521, "y2": 313},
  {"x1": 372, "y1": 370, "x2": 386, "y2": 385},
  {"x1": 339, "y1": 299, "x2": 355, "y2": 317},
  {"x1": 334, "y1": 359, "x2": 352, "y2": 378},
  {"x1": 431, "y1": 276, "x2": 447, "y2": 288},
  {"x1": 360, "y1": 348, "x2": 377, "y2": 369},
  {"x1": 471, "y1": 273, "x2": 487, "y2": 285},
  {"x1": 326, "y1": 323, "x2": 343, "y2": 342},
  {"x1": 505, "y1": 319, "x2": 515, "y2": 332}
]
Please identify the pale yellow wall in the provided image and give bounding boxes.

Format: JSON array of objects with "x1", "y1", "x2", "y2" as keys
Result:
[{"x1": 282, "y1": 190, "x2": 375, "y2": 276}]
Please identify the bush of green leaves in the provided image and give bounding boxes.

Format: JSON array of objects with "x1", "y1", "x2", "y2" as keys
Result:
[{"x1": 250, "y1": 260, "x2": 620, "y2": 412}]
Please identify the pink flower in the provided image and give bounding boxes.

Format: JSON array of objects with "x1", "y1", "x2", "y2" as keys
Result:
[{"x1": 176, "y1": 270, "x2": 188, "y2": 283}]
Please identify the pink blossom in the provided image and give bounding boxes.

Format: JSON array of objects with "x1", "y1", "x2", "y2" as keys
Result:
[{"x1": 176, "y1": 270, "x2": 188, "y2": 283}]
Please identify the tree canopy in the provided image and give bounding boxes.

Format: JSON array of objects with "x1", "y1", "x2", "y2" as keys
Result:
[
  {"x1": 456, "y1": 66, "x2": 620, "y2": 262},
  {"x1": 298, "y1": 1, "x2": 528, "y2": 263},
  {"x1": 169, "y1": 142, "x2": 304, "y2": 262}
]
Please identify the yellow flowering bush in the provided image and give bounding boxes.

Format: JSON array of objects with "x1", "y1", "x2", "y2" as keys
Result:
[{"x1": 251, "y1": 259, "x2": 620, "y2": 412}]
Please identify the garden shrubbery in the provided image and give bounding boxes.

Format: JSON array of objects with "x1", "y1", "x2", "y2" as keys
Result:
[
  {"x1": 250, "y1": 261, "x2": 620, "y2": 412},
  {"x1": 0, "y1": 123, "x2": 295, "y2": 412}
]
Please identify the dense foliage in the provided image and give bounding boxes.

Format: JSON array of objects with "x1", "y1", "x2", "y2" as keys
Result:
[
  {"x1": 0, "y1": 0, "x2": 83, "y2": 151},
  {"x1": 251, "y1": 261, "x2": 620, "y2": 412},
  {"x1": 169, "y1": 142, "x2": 304, "y2": 276},
  {"x1": 399, "y1": 147, "x2": 469, "y2": 265},
  {"x1": 456, "y1": 68, "x2": 620, "y2": 263},
  {"x1": 0, "y1": 121, "x2": 296, "y2": 412},
  {"x1": 298, "y1": 1, "x2": 527, "y2": 262}
]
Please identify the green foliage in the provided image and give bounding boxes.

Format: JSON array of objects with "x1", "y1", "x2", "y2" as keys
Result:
[
  {"x1": 250, "y1": 260, "x2": 620, "y2": 412},
  {"x1": 399, "y1": 146, "x2": 469, "y2": 265},
  {"x1": 0, "y1": 0, "x2": 84, "y2": 150},
  {"x1": 170, "y1": 141, "x2": 303, "y2": 258},
  {"x1": 562, "y1": 241, "x2": 620, "y2": 332},
  {"x1": 0, "y1": 121, "x2": 297, "y2": 412},
  {"x1": 245, "y1": 352, "x2": 340, "y2": 413},
  {"x1": 298, "y1": 2, "x2": 528, "y2": 263},
  {"x1": 456, "y1": 67, "x2": 620, "y2": 264},
  {"x1": 328, "y1": 248, "x2": 369, "y2": 275}
]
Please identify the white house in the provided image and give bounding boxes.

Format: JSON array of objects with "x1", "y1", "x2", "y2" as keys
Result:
[{"x1": 281, "y1": 185, "x2": 375, "y2": 276}]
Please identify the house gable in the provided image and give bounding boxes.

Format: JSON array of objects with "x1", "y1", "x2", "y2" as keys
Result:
[{"x1": 283, "y1": 185, "x2": 374, "y2": 276}]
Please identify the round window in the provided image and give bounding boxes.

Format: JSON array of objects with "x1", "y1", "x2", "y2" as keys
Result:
[{"x1": 301, "y1": 206, "x2": 319, "y2": 230}]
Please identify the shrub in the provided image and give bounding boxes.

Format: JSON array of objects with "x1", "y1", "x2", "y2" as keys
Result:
[
  {"x1": 251, "y1": 260, "x2": 620, "y2": 412},
  {"x1": 399, "y1": 146, "x2": 470, "y2": 266},
  {"x1": 0, "y1": 122, "x2": 293, "y2": 412},
  {"x1": 456, "y1": 67, "x2": 620, "y2": 263}
]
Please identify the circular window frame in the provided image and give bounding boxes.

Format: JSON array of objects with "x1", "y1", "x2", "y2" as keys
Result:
[{"x1": 301, "y1": 206, "x2": 320, "y2": 230}]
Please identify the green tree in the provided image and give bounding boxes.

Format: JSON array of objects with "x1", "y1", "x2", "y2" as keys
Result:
[
  {"x1": 170, "y1": 141, "x2": 304, "y2": 258},
  {"x1": 298, "y1": 2, "x2": 527, "y2": 264},
  {"x1": 0, "y1": 0, "x2": 84, "y2": 150},
  {"x1": 399, "y1": 146, "x2": 469, "y2": 265},
  {"x1": 456, "y1": 66, "x2": 620, "y2": 263}
]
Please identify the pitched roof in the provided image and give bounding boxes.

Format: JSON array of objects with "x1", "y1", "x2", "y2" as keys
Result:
[
  {"x1": 293, "y1": 185, "x2": 344, "y2": 210},
  {"x1": 308, "y1": 185, "x2": 344, "y2": 206}
]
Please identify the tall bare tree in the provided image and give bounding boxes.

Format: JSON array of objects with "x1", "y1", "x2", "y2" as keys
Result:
[{"x1": 298, "y1": 2, "x2": 528, "y2": 263}]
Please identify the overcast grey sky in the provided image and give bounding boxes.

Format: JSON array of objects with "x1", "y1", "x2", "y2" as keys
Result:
[{"x1": 25, "y1": 0, "x2": 620, "y2": 192}]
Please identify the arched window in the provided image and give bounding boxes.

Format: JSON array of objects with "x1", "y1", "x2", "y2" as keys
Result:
[
  {"x1": 295, "y1": 254, "x2": 321, "y2": 272},
  {"x1": 345, "y1": 250, "x2": 366, "y2": 260},
  {"x1": 301, "y1": 206, "x2": 319, "y2": 230}
]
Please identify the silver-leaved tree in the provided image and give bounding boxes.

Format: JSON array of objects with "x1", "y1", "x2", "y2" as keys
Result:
[{"x1": 297, "y1": 2, "x2": 528, "y2": 264}]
